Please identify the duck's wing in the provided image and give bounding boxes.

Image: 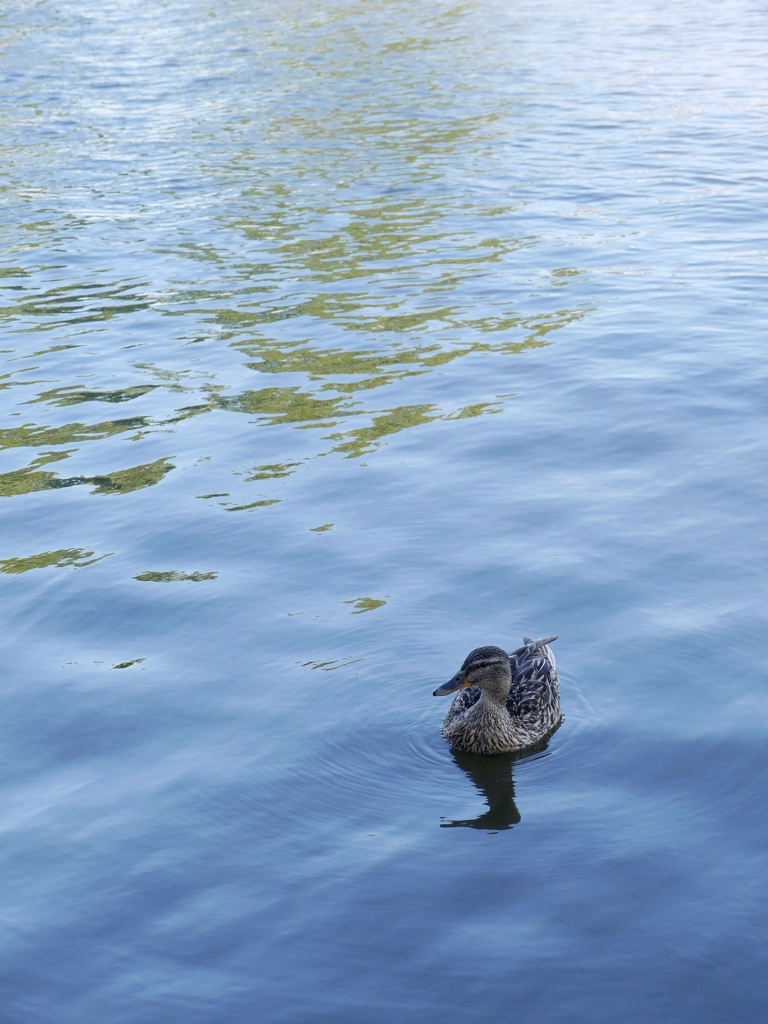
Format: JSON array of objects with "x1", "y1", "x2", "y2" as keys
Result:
[
  {"x1": 506, "y1": 636, "x2": 560, "y2": 724},
  {"x1": 444, "y1": 683, "x2": 481, "y2": 725}
]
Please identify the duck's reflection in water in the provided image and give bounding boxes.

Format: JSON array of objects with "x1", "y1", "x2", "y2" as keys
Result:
[{"x1": 440, "y1": 740, "x2": 552, "y2": 831}]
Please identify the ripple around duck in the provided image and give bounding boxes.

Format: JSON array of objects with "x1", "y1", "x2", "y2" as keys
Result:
[
  {"x1": 399, "y1": 703, "x2": 455, "y2": 772},
  {"x1": 170, "y1": 666, "x2": 594, "y2": 841},
  {"x1": 284, "y1": 697, "x2": 574, "y2": 835},
  {"x1": 311, "y1": 706, "x2": 451, "y2": 807}
]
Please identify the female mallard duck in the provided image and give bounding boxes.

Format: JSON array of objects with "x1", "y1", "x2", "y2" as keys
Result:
[{"x1": 433, "y1": 636, "x2": 561, "y2": 755}]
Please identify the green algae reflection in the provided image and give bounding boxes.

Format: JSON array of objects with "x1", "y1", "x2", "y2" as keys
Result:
[
  {"x1": 133, "y1": 570, "x2": 218, "y2": 583},
  {"x1": 163, "y1": 304, "x2": 586, "y2": 465},
  {"x1": 0, "y1": 455, "x2": 175, "y2": 498},
  {"x1": 0, "y1": 305, "x2": 585, "y2": 499},
  {"x1": 342, "y1": 597, "x2": 388, "y2": 614},
  {"x1": 0, "y1": 548, "x2": 111, "y2": 574}
]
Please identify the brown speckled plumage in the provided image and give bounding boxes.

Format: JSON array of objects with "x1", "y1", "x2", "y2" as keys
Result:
[{"x1": 434, "y1": 636, "x2": 561, "y2": 755}]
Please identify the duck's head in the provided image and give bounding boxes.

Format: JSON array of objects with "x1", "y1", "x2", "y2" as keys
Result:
[{"x1": 433, "y1": 645, "x2": 511, "y2": 701}]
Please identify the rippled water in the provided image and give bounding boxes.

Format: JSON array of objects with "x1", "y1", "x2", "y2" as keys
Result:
[{"x1": 2, "y1": 0, "x2": 768, "y2": 1020}]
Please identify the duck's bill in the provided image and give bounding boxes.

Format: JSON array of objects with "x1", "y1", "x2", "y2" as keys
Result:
[{"x1": 433, "y1": 672, "x2": 470, "y2": 697}]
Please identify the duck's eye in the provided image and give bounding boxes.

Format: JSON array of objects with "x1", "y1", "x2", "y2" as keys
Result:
[{"x1": 473, "y1": 661, "x2": 490, "y2": 670}]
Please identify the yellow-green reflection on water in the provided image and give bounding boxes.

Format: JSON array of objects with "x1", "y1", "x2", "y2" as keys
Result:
[
  {"x1": 0, "y1": 299, "x2": 587, "y2": 494},
  {"x1": 0, "y1": 548, "x2": 111, "y2": 574},
  {"x1": 0, "y1": 454, "x2": 175, "y2": 498},
  {"x1": 0, "y1": 418, "x2": 148, "y2": 451},
  {"x1": 29, "y1": 384, "x2": 158, "y2": 407},
  {"x1": 341, "y1": 597, "x2": 388, "y2": 614},
  {"x1": 223, "y1": 499, "x2": 280, "y2": 512},
  {"x1": 133, "y1": 571, "x2": 218, "y2": 583},
  {"x1": 0, "y1": 0, "x2": 593, "y2": 509}
]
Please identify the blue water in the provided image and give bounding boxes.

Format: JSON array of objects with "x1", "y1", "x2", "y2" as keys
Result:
[{"x1": 2, "y1": 0, "x2": 768, "y2": 1020}]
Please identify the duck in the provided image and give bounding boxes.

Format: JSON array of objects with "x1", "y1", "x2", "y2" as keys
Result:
[{"x1": 433, "y1": 636, "x2": 561, "y2": 755}]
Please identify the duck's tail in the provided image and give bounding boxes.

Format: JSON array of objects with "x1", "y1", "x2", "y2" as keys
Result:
[
  {"x1": 509, "y1": 635, "x2": 558, "y2": 669},
  {"x1": 522, "y1": 635, "x2": 558, "y2": 652}
]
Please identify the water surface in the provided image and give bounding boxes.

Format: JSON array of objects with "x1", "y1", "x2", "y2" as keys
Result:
[{"x1": 2, "y1": 1, "x2": 768, "y2": 1021}]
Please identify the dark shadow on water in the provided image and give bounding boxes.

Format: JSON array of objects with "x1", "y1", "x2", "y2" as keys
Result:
[{"x1": 440, "y1": 736, "x2": 555, "y2": 832}]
